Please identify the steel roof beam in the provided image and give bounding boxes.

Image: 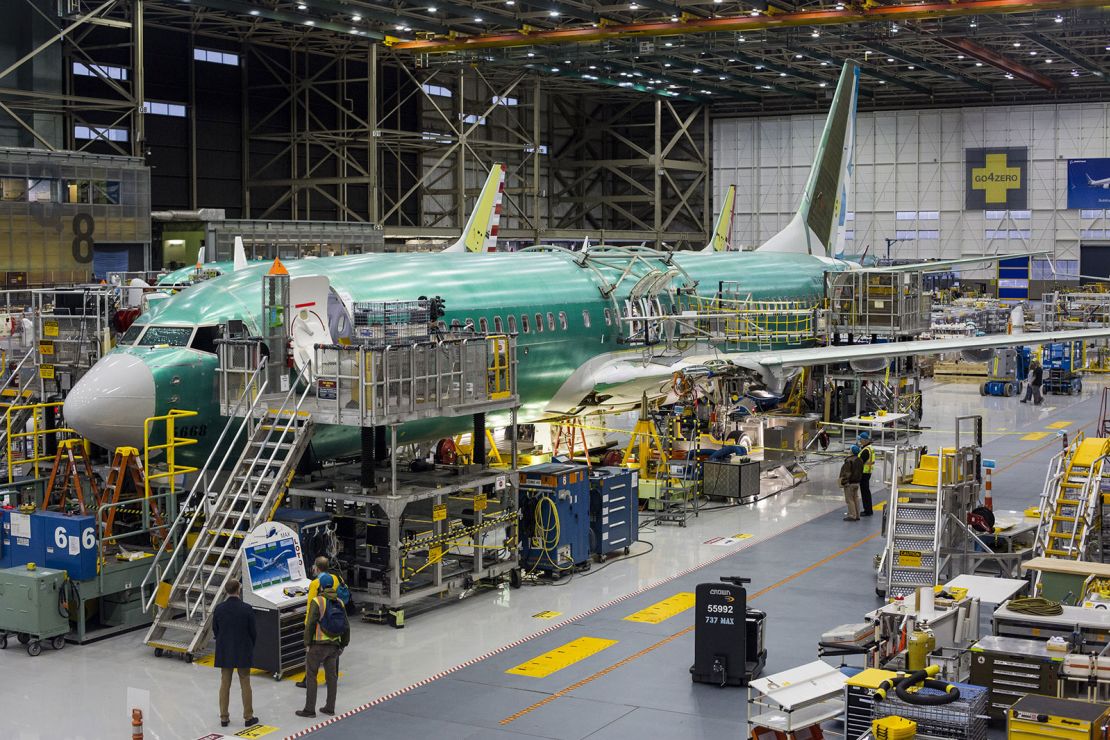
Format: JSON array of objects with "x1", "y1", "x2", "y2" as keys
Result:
[
  {"x1": 932, "y1": 36, "x2": 1058, "y2": 90},
  {"x1": 647, "y1": 54, "x2": 813, "y2": 99},
  {"x1": 391, "y1": 0, "x2": 1109, "y2": 52},
  {"x1": 601, "y1": 60, "x2": 758, "y2": 101},
  {"x1": 787, "y1": 44, "x2": 931, "y2": 94},
  {"x1": 1024, "y1": 31, "x2": 1107, "y2": 79},
  {"x1": 865, "y1": 41, "x2": 992, "y2": 93}
]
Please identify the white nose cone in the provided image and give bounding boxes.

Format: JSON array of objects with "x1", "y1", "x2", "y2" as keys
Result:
[{"x1": 64, "y1": 353, "x2": 155, "y2": 450}]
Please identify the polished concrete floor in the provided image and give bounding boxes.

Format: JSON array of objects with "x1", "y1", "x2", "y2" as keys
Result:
[{"x1": 0, "y1": 377, "x2": 1100, "y2": 740}]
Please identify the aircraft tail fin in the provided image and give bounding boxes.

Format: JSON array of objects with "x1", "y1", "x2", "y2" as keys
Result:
[
  {"x1": 758, "y1": 62, "x2": 859, "y2": 257},
  {"x1": 233, "y1": 236, "x2": 248, "y2": 271},
  {"x1": 442, "y1": 163, "x2": 507, "y2": 253},
  {"x1": 1089, "y1": 173, "x2": 1097, "y2": 185},
  {"x1": 701, "y1": 185, "x2": 736, "y2": 252}
]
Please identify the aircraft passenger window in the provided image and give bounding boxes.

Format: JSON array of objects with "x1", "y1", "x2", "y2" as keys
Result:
[
  {"x1": 582, "y1": 310, "x2": 591, "y2": 329},
  {"x1": 521, "y1": 314, "x2": 530, "y2": 333},
  {"x1": 507, "y1": 315, "x2": 517, "y2": 333},
  {"x1": 547, "y1": 312, "x2": 555, "y2": 331},
  {"x1": 464, "y1": 319, "x2": 475, "y2": 331},
  {"x1": 558, "y1": 312, "x2": 567, "y2": 330},
  {"x1": 120, "y1": 324, "x2": 144, "y2": 344},
  {"x1": 479, "y1": 318, "x2": 488, "y2": 333},
  {"x1": 535, "y1": 314, "x2": 544, "y2": 333},
  {"x1": 138, "y1": 326, "x2": 192, "y2": 347},
  {"x1": 437, "y1": 321, "x2": 447, "y2": 332},
  {"x1": 190, "y1": 325, "x2": 220, "y2": 354},
  {"x1": 604, "y1": 308, "x2": 612, "y2": 326},
  {"x1": 450, "y1": 319, "x2": 462, "y2": 330},
  {"x1": 494, "y1": 316, "x2": 503, "y2": 333}
]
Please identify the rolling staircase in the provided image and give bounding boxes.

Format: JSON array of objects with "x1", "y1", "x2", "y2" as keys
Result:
[
  {"x1": 1032, "y1": 436, "x2": 1110, "y2": 564},
  {"x1": 878, "y1": 416, "x2": 982, "y2": 599},
  {"x1": 0, "y1": 349, "x2": 38, "y2": 465},
  {"x1": 143, "y1": 365, "x2": 314, "y2": 659}
]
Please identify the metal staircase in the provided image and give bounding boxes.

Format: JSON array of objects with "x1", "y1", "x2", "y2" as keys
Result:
[
  {"x1": 142, "y1": 361, "x2": 314, "y2": 659},
  {"x1": 878, "y1": 416, "x2": 982, "y2": 599},
  {"x1": 1032, "y1": 436, "x2": 1110, "y2": 564},
  {"x1": 0, "y1": 349, "x2": 37, "y2": 464}
]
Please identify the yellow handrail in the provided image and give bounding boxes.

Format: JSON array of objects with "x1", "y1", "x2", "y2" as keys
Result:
[
  {"x1": 487, "y1": 334, "x2": 512, "y2": 400},
  {"x1": 6, "y1": 401, "x2": 78, "y2": 483},
  {"x1": 142, "y1": 409, "x2": 199, "y2": 501}
]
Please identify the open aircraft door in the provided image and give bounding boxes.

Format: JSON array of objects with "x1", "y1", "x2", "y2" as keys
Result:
[{"x1": 288, "y1": 275, "x2": 352, "y2": 381}]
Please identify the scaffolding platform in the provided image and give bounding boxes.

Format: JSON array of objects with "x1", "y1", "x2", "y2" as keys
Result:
[{"x1": 826, "y1": 270, "x2": 931, "y2": 338}]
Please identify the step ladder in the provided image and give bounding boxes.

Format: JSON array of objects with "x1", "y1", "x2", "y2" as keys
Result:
[
  {"x1": 43, "y1": 438, "x2": 100, "y2": 513},
  {"x1": 143, "y1": 375, "x2": 314, "y2": 659},
  {"x1": 98, "y1": 446, "x2": 166, "y2": 549},
  {"x1": 878, "y1": 416, "x2": 982, "y2": 599},
  {"x1": 1033, "y1": 436, "x2": 1110, "y2": 563}
]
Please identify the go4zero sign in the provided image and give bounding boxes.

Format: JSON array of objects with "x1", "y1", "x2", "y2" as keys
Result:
[{"x1": 965, "y1": 147, "x2": 1028, "y2": 210}]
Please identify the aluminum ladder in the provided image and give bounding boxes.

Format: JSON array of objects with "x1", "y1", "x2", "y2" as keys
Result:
[
  {"x1": 143, "y1": 365, "x2": 314, "y2": 659},
  {"x1": 1032, "y1": 436, "x2": 1110, "y2": 564}
]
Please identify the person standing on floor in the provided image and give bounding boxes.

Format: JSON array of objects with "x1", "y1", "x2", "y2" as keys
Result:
[
  {"x1": 298, "y1": 556, "x2": 350, "y2": 689},
  {"x1": 839, "y1": 445, "x2": 864, "y2": 522},
  {"x1": 857, "y1": 432, "x2": 875, "y2": 517},
  {"x1": 1021, "y1": 360, "x2": 1043, "y2": 405},
  {"x1": 212, "y1": 579, "x2": 260, "y2": 729},
  {"x1": 297, "y1": 573, "x2": 350, "y2": 719}
]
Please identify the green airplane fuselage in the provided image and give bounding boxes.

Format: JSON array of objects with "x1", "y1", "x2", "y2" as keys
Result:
[{"x1": 109, "y1": 249, "x2": 840, "y2": 466}]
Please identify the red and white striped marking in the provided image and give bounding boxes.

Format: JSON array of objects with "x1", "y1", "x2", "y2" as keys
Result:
[{"x1": 284, "y1": 516, "x2": 816, "y2": 738}]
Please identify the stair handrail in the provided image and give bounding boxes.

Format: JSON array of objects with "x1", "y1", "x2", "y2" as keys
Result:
[
  {"x1": 1071, "y1": 452, "x2": 1110, "y2": 559},
  {"x1": 140, "y1": 356, "x2": 270, "y2": 613},
  {"x1": 185, "y1": 361, "x2": 314, "y2": 622},
  {"x1": 882, "y1": 446, "x2": 901, "y2": 597},
  {"x1": 1033, "y1": 445, "x2": 1070, "y2": 559}
]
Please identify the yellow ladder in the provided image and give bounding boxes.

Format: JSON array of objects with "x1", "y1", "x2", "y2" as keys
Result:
[{"x1": 1044, "y1": 437, "x2": 1110, "y2": 558}]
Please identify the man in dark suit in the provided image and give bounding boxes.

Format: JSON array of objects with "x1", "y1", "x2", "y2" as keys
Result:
[{"x1": 212, "y1": 579, "x2": 260, "y2": 729}]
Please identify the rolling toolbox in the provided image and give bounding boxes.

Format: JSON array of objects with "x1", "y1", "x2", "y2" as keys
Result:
[
  {"x1": 1008, "y1": 695, "x2": 1110, "y2": 740},
  {"x1": 971, "y1": 635, "x2": 1064, "y2": 727},
  {"x1": 587, "y1": 467, "x2": 638, "y2": 559}
]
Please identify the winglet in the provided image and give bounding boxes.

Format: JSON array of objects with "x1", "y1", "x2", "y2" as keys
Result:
[
  {"x1": 233, "y1": 236, "x2": 248, "y2": 271},
  {"x1": 442, "y1": 163, "x2": 507, "y2": 253},
  {"x1": 701, "y1": 184, "x2": 736, "y2": 252},
  {"x1": 758, "y1": 62, "x2": 860, "y2": 257}
]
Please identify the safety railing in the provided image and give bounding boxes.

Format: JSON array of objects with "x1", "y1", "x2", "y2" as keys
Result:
[
  {"x1": 142, "y1": 409, "x2": 199, "y2": 502},
  {"x1": 216, "y1": 338, "x2": 267, "y2": 417},
  {"x1": 140, "y1": 357, "x2": 270, "y2": 614},
  {"x1": 678, "y1": 295, "x2": 820, "y2": 348},
  {"x1": 97, "y1": 488, "x2": 178, "y2": 552},
  {"x1": 6, "y1": 401, "x2": 79, "y2": 483}
]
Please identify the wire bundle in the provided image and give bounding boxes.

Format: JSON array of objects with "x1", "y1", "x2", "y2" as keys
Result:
[{"x1": 1007, "y1": 597, "x2": 1064, "y2": 616}]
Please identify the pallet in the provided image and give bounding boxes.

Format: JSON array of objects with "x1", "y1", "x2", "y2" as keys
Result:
[{"x1": 933, "y1": 361, "x2": 988, "y2": 380}]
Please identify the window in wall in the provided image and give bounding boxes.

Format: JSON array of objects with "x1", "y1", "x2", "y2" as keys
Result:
[
  {"x1": 492, "y1": 95, "x2": 518, "y2": 106},
  {"x1": 194, "y1": 48, "x2": 239, "y2": 66},
  {"x1": 558, "y1": 311, "x2": 567, "y2": 330},
  {"x1": 843, "y1": 230, "x2": 855, "y2": 241},
  {"x1": 494, "y1": 316, "x2": 503, "y2": 333},
  {"x1": 0, "y1": 179, "x2": 27, "y2": 201},
  {"x1": 918, "y1": 211, "x2": 940, "y2": 220},
  {"x1": 918, "y1": 230, "x2": 940, "y2": 240},
  {"x1": 524, "y1": 145, "x2": 550, "y2": 155},
  {"x1": 507, "y1": 315, "x2": 518, "y2": 333},
  {"x1": 895, "y1": 230, "x2": 917, "y2": 240},
  {"x1": 984, "y1": 210, "x2": 1008, "y2": 220},
  {"x1": 534, "y1": 313, "x2": 544, "y2": 333},
  {"x1": 1010, "y1": 210, "x2": 1032, "y2": 220},
  {"x1": 63, "y1": 180, "x2": 86, "y2": 204},
  {"x1": 520, "y1": 314, "x2": 530, "y2": 333},
  {"x1": 845, "y1": 212, "x2": 855, "y2": 221},
  {"x1": 547, "y1": 312, "x2": 555, "y2": 331},
  {"x1": 74, "y1": 125, "x2": 128, "y2": 142},
  {"x1": 73, "y1": 62, "x2": 128, "y2": 80},
  {"x1": 1033, "y1": 259, "x2": 1080, "y2": 280},
  {"x1": 1009, "y1": 229, "x2": 1031, "y2": 239},
  {"x1": 582, "y1": 310, "x2": 591, "y2": 329},
  {"x1": 90, "y1": 180, "x2": 121, "y2": 205},
  {"x1": 1081, "y1": 229, "x2": 1108, "y2": 239},
  {"x1": 1081, "y1": 210, "x2": 1105, "y2": 219},
  {"x1": 896, "y1": 211, "x2": 917, "y2": 221},
  {"x1": 142, "y1": 101, "x2": 186, "y2": 118},
  {"x1": 422, "y1": 83, "x2": 453, "y2": 98},
  {"x1": 462, "y1": 114, "x2": 487, "y2": 125},
  {"x1": 27, "y1": 178, "x2": 56, "y2": 203}
]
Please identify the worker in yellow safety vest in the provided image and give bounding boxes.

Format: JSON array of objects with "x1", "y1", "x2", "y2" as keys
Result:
[
  {"x1": 297, "y1": 556, "x2": 349, "y2": 689},
  {"x1": 857, "y1": 432, "x2": 874, "y2": 517}
]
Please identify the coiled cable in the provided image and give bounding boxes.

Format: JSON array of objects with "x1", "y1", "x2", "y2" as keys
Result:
[{"x1": 1007, "y1": 597, "x2": 1063, "y2": 616}]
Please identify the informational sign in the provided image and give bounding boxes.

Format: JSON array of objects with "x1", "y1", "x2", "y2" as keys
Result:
[
  {"x1": 532, "y1": 610, "x2": 562, "y2": 619},
  {"x1": 1067, "y1": 158, "x2": 1110, "y2": 209},
  {"x1": 432, "y1": 503, "x2": 446, "y2": 522},
  {"x1": 42, "y1": 320, "x2": 59, "y2": 337},
  {"x1": 966, "y1": 147, "x2": 1028, "y2": 210},
  {"x1": 473, "y1": 493, "x2": 487, "y2": 512}
]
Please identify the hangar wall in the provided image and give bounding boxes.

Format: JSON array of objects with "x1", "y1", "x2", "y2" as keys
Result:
[{"x1": 713, "y1": 102, "x2": 1110, "y2": 274}]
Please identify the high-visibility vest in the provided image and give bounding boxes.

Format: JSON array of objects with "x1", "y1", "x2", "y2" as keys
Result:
[
  {"x1": 312, "y1": 596, "x2": 342, "y2": 643},
  {"x1": 861, "y1": 446, "x2": 873, "y2": 474}
]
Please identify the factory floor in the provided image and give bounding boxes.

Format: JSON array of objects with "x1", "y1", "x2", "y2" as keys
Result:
[{"x1": 0, "y1": 378, "x2": 1100, "y2": 740}]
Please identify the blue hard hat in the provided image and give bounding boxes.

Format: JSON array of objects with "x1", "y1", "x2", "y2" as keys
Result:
[
  {"x1": 850, "y1": 444, "x2": 861, "y2": 454},
  {"x1": 857, "y1": 431, "x2": 871, "y2": 441},
  {"x1": 318, "y1": 573, "x2": 335, "y2": 590}
]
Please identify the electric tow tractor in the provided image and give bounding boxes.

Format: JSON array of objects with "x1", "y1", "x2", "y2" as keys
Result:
[{"x1": 690, "y1": 576, "x2": 766, "y2": 686}]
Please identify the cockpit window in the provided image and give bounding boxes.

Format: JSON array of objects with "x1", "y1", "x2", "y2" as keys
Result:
[
  {"x1": 137, "y1": 326, "x2": 192, "y2": 347},
  {"x1": 120, "y1": 324, "x2": 145, "y2": 344},
  {"x1": 190, "y1": 325, "x2": 220, "y2": 354}
]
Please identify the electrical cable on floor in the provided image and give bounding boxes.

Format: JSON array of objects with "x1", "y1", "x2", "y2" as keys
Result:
[
  {"x1": 574, "y1": 540, "x2": 655, "y2": 579},
  {"x1": 1006, "y1": 596, "x2": 1063, "y2": 616}
]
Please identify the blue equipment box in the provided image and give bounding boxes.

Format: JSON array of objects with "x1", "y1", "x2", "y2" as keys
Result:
[
  {"x1": 588, "y1": 467, "x2": 638, "y2": 558},
  {"x1": 36, "y1": 511, "x2": 98, "y2": 581},
  {"x1": 2, "y1": 508, "x2": 43, "y2": 568},
  {"x1": 273, "y1": 508, "x2": 334, "y2": 564},
  {"x1": 519, "y1": 464, "x2": 591, "y2": 574}
]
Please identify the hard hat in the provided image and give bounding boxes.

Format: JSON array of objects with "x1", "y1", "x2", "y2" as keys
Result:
[
  {"x1": 857, "y1": 431, "x2": 871, "y2": 441},
  {"x1": 850, "y1": 444, "x2": 861, "y2": 454}
]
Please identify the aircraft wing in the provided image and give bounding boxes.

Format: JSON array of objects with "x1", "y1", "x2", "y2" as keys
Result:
[
  {"x1": 864, "y1": 251, "x2": 1050, "y2": 274},
  {"x1": 547, "y1": 327, "x2": 1110, "y2": 414}
]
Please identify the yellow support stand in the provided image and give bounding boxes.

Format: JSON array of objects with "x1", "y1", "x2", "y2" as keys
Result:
[{"x1": 620, "y1": 396, "x2": 667, "y2": 481}]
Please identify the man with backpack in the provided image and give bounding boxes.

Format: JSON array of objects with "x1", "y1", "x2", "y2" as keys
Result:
[
  {"x1": 296, "y1": 573, "x2": 350, "y2": 719},
  {"x1": 297, "y1": 557, "x2": 350, "y2": 689}
]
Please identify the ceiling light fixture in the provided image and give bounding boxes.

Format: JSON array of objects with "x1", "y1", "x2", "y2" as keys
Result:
[
  {"x1": 886, "y1": 57, "x2": 894, "y2": 62},
  {"x1": 1013, "y1": 42, "x2": 1021, "y2": 47},
  {"x1": 811, "y1": 31, "x2": 819, "y2": 37},
  {"x1": 819, "y1": 82, "x2": 827, "y2": 87},
  {"x1": 692, "y1": 67, "x2": 702, "y2": 72},
  {"x1": 249, "y1": 9, "x2": 259, "y2": 15},
  {"x1": 427, "y1": 5, "x2": 436, "y2": 10},
  {"x1": 549, "y1": 10, "x2": 559, "y2": 16},
  {"x1": 975, "y1": 62, "x2": 983, "y2": 66},
  {"x1": 629, "y1": 2, "x2": 639, "y2": 8},
  {"x1": 1030, "y1": 51, "x2": 1037, "y2": 55},
  {"x1": 1054, "y1": 15, "x2": 1063, "y2": 22},
  {"x1": 527, "y1": 51, "x2": 535, "y2": 56},
  {"x1": 670, "y1": 15, "x2": 679, "y2": 21},
  {"x1": 1045, "y1": 59, "x2": 1053, "y2": 63},
  {"x1": 907, "y1": 65, "x2": 915, "y2": 70},
  {"x1": 795, "y1": 54, "x2": 803, "y2": 59},
  {"x1": 304, "y1": 19, "x2": 315, "y2": 25},
  {"x1": 297, "y1": 3, "x2": 307, "y2": 9},
  {"x1": 969, "y1": 21, "x2": 977, "y2": 27},
  {"x1": 957, "y1": 54, "x2": 964, "y2": 59},
  {"x1": 352, "y1": 14, "x2": 361, "y2": 21},
  {"x1": 835, "y1": 2, "x2": 844, "y2": 8},
  {"x1": 779, "y1": 72, "x2": 786, "y2": 76},
  {"x1": 749, "y1": 9, "x2": 758, "y2": 16}
]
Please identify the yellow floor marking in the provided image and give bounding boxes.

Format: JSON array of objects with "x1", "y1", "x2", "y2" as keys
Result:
[
  {"x1": 1021, "y1": 432, "x2": 1050, "y2": 441},
  {"x1": 196, "y1": 653, "x2": 341, "y2": 683},
  {"x1": 874, "y1": 501, "x2": 886, "y2": 511},
  {"x1": 623, "y1": 592, "x2": 696, "y2": 624},
  {"x1": 533, "y1": 611, "x2": 562, "y2": 620},
  {"x1": 506, "y1": 637, "x2": 618, "y2": 679},
  {"x1": 500, "y1": 531, "x2": 881, "y2": 725},
  {"x1": 234, "y1": 725, "x2": 279, "y2": 738},
  {"x1": 732, "y1": 533, "x2": 753, "y2": 540},
  {"x1": 1048, "y1": 421, "x2": 1073, "y2": 429}
]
